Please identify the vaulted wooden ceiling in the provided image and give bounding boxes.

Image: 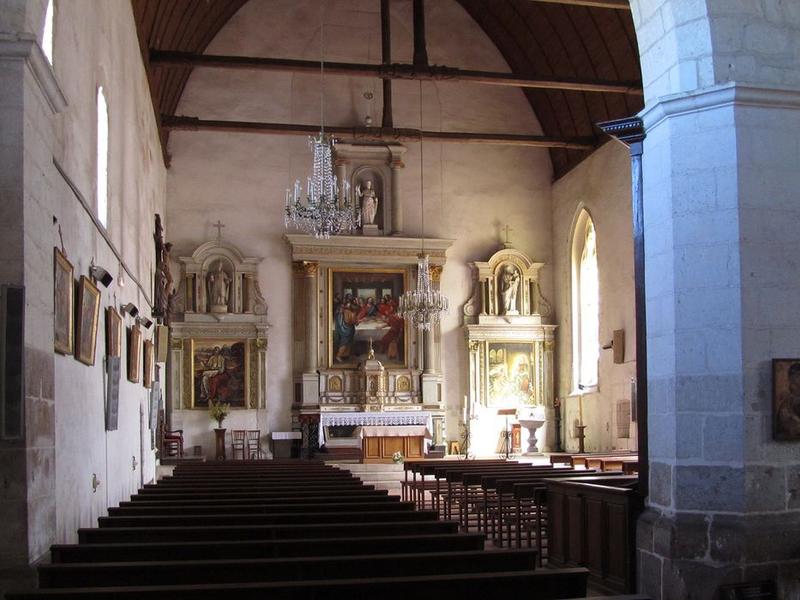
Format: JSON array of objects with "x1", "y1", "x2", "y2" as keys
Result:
[{"x1": 131, "y1": 0, "x2": 641, "y2": 178}]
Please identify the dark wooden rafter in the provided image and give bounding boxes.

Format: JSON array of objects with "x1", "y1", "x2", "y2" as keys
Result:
[
  {"x1": 161, "y1": 115, "x2": 596, "y2": 150},
  {"x1": 529, "y1": 0, "x2": 630, "y2": 9},
  {"x1": 149, "y1": 51, "x2": 643, "y2": 96},
  {"x1": 413, "y1": 0, "x2": 429, "y2": 67}
]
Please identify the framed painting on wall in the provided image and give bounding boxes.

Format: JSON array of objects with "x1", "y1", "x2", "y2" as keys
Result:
[
  {"x1": 486, "y1": 341, "x2": 535, "y2": 407},
  {"x1": 128, "y1": 325, "x2": 142, "y2": 383},
  {"x1": 143, "y1": 340, "x2": 154, "y2": 389},
  {"x1": 328, "y1": 268, "x2": 407, "y2": 368},
  {"x1": 190, "y1": 339, "x2": 249, "y2": 408},
  {"x1": 105, "y1": 307, "x2": 122, "y2": 358},
  {"x1": 74, "y1": 276, "x2": 101, "y2": 366},
  {"x1": 773, "y1": 358, "x2": 800, "y2": 440},
  {"x1": 53, "y1": 248, "x2": 74, "y2": 355}
]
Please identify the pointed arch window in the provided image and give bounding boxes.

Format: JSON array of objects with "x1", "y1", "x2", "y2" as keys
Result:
[
  {"x1": 96, "y1": 86, "x2": 109, "y2": 228},
  {"x1": 42, "y1": 0, "x2": 54, "y2": 64},
  {"x1": 572, "y1": 210, "x2": 599, "y2": 391}
]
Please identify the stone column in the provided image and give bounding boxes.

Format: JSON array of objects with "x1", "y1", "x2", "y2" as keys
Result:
[
  {"x1": 634, "y1": 83, "x2": 800, "y2": 598},
  {"x1": 390, "y1": 157, "x2": 404, "y2": 235},
  {"x1": 421, "y1": 263, "x2": 442, "y2": 408},
  {"x1": 334, "y1": 159, "x2": 348, "y2": 208},
  {"x1": 294, "y1": 261, "x2": 320, "y2": 409}
]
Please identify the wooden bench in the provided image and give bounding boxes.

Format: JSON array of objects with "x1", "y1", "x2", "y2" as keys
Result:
[
  {"x1": 38, "y1": 548, "x2": 538, "y2": 588},
  {"x1": 108, "y1": 500, "x2": 414, "y2": 516},
  {"x1": 50, "y1": 532, "x2": 488, "y2": 563},
  {"x1": 8, "y1": 568, "x2": 590, "y2": 599}
]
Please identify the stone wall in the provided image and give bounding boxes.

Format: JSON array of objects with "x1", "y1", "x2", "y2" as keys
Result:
[
  {"x1": 551, "y1": 141, "x2": 636, "y2": 453},
  {"x1": 166, "y1": 0, "x2": 554, "y2": 444},
  {"x1": 0, "y1": 0, "x2": 166, "y2": 591}
]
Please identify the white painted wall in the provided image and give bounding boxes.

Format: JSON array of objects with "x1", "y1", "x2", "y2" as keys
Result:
[
  {"x1": 167, "y1": 0, "x2": 554, "y2": 445},
  {"x1": 551, "y1": 141, "x2": 636, "y2": 453},
  {"x1": 0, "y1": 0, "x2": 166, "y2": 564}
]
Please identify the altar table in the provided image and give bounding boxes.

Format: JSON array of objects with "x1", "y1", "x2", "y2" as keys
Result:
[{"x1": 360, "y1": 425, "x2": 431, "y2": 464}]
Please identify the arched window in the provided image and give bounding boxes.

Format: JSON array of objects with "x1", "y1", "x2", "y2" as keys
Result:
[
  {"x1": 96, "y1": 86, "x2": 109, "y2": 228},
  {"x1": 572, "y1": 210, "x2": 599, "y2": 391},
  {"x1": 42, "y1": 0, "x2": 54, "y2": 64}
]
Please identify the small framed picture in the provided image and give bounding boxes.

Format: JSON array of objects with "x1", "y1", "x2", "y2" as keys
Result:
[
  {"x1": 448, "y1": 440, "x2": 461, "y2": 456},
  {"x1": 773, "y1": 359, "x2": 800, "y2": 440},
  {"x1": 143, "y1": 339, "x2": 154, "y2": 389},
  {"x1": 74, "y1": 276, "x2": 101, "y2": 366},
  {"x1": 106, "y1": 307, "x2": 122, "y2": 358},
  {"x1": 53, "y1": 248, "x2": 74, "y2": 355},
  {"x1": 128, "y1": 325, "x2": 142, "y2": 383}
]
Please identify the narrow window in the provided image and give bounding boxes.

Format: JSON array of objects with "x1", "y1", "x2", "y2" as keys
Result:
[
  {"x1": 572, "y1": 211, "x2": 599, "y2": 390},
  {"x1": 42, "y1": 0, "x2": 54, "y2": 64},
  {"x1": 96, "y1": 86, "x2": 109, "y2": 227}
]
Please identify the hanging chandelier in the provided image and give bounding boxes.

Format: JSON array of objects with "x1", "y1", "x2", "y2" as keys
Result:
[
  {"x1": 398, "y1": 81, "x2": 448, "y2": 331},
  {"x1": 284, "y1": 1, "x2": 359, "y2": 239}
]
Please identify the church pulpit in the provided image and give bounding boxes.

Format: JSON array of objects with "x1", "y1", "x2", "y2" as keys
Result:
[{"x1": 214, "y1": 428, "x2": 226, "y2": 460}]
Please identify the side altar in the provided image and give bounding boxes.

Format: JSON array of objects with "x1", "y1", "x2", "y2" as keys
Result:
[
  {"x1": 463, "y1": 243, "x2": 556, "y2": 455},
  {"x1": 286, "y1": 233, "x2": 452, "y2": 457}
]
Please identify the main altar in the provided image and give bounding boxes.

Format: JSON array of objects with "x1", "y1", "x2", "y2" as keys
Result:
[{"x1": 286, "y1": 233, "x2": 452, "y2": 458}]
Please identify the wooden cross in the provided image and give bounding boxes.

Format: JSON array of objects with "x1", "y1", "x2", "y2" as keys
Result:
[
  {"x1": 502, "y1": 224, "x2": 513, "y2": 245},
  {"x1": 212, "y1": 220, "x2": 225, "y2": 241}
]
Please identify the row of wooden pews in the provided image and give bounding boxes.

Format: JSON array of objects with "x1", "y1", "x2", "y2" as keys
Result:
[
  {"x1": 402, "y1": 458, "x2": 643, "y2": 594},
  {"x1": 2, "y1": 459, "x2": 651, "y2": 600},
  {"x1": 550, "y1": 452, "x2": 639, "y2": 474}
]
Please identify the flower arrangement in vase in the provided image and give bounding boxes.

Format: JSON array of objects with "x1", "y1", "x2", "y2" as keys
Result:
[
  {"x1": 392, "y1": 451, "x2": 404, "y2": 464},
  {"x1": 208, "y1": 400, "x2": 230, "y2": 429}
]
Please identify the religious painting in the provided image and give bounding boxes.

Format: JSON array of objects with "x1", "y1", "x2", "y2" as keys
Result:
[
  {"x1": 486, "y1": 342, "x2": 535, "y2": 407},
  {"x1": 105, "y1": 307, "x2": 122, "y2": 358},
  {"x1": 53, "y1": 248, "x2": 74, "y2": 355},
  {"x1": 190, "y1": 339, "x2": 249, "y2": 408},
  {"x1": 328, "y1": 269, "x2": 407, "y2": 368},
  {"x1": 143, "y1": 340, "x2": 154, "y2": 389},
  {"x1": 74, "y1": 276, "x2": 101, "y2": 366},
  {"x1": 773, "y1": 359, "x2": 800, "y2": 441},
  {"x1": 128, "y1": 325, "x2": 142, "y2": 383}
]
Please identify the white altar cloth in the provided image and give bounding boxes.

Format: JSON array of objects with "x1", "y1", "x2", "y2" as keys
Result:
[{"x1": 319, "y1": 411, "x2": 432, "y2": 447}]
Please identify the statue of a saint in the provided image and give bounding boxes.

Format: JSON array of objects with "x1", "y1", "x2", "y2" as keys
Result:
[
  {"x1": 356, "y1": 179, "x2": 379, "y2": 226},
  {"x1": 500, "y1": 265, "x2": 520, "y2": 315},
  {"x1": 207, "y1": 261, "x2": 231, "y2": 312}
]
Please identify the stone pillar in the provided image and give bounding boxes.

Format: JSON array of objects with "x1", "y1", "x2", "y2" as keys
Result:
[
  {"x1": 390, "y1": 157, "x2": 403, "y2": 235},
  {"x1": 421, "y1": 263, "x2": 442, "y2": 408},
  {"x1": 294, "y1": 261, "x2": 320, "y2": 408},
  {"x1": 635, "y1": 83, "x2": 800, "y2": 598},
  {"x1": 334, "y1": 159, "x2": 347, "y2": 208}
]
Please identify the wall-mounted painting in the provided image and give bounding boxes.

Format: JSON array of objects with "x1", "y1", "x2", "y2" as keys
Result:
[
  {"x1": 128, "y1": 325, "x2": 142, "y2": 383},
  {"x1": 106, "y1": 307, "x2": 122, "y2": 358},
  {"x1": 143, "y1": 339, "x2": 154, "y2": 389},
  {"x1": 486, "y1": 341, "x2": 535, "y2": 407},
  {"x1": 190, "y1": 339, "x2": 248, "y2": 408},
  {"x1": 53, "y1": 248, "x2": 74, "y2": 355},
  {"x1": 74, "y1": 276, "x2": 101, "y2": 366},
  {"x1": 328, "y1": 268, "x2": 407, "y2": 368},
  {"x1": 773, "y1": 359, "x2": 800, "y2": 440}
]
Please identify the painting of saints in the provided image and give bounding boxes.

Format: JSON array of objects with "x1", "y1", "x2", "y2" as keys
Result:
[{"x1": 193, "y1": 340, "x2": 247, "y2": 408}]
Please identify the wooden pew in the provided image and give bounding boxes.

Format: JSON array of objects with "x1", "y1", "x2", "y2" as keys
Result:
[
  {"x1": 78, "y1": 519, "x2": 460, "y2": 544},
  {"x1": 50, "y1": 532, "x2": 488, "y2": 563},
  {"x1": 402, "y1": 459, "x2": 512, "y2": 506},
  {"x1": 108, "y1": 500, "x2": 414, "y2": 516},
  {"x1": 8, "y1": 568, "x2": 590, "y2": 600},
  {"x1": 38, "y1": 548, "x2": 538, "y2": 588}
]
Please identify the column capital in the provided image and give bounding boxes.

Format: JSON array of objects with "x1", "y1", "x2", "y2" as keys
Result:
[{"x1": 292, "y1": 261, "x2": 319, "y2": 276}]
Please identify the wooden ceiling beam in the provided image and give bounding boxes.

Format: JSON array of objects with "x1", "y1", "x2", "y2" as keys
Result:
[
  {"x1": 161, "y1": 115, "x2": 597, "y2": 150},
  {"x1": 150, "y1": 51, "x2": 642, "y2": 96},
  {"x1": 527, "y1": 0, "x2": 630, "y2": 9}
]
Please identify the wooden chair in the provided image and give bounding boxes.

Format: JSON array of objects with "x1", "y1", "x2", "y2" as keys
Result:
[
  {"x1": 231, "y1": 430, "x2": 246, "y2": 460},
  {"x1": 246, "y1": 430, "x2": 262, "y2": 460},
  {"x1": 158, "y1": 412, "x2": 183, "y2": 458}
]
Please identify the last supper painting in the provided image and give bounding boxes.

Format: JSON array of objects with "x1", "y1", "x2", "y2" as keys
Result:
[{"x1": 329, "y1": 269, "x2": 407, "y2": 368}]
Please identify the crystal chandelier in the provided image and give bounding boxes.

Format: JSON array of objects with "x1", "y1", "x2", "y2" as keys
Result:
[
  {"x1": 284, "y1": 1, "x2": 359, "y2": 239},
  {"x1": 398, "y1": 81, "x2": 448, "y2": 330}
]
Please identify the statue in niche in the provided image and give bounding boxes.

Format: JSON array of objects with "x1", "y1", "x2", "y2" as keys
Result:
[
  {"x1": 500, "y1": 265, "x2": 520, "y2": 315},
  {"x1": 207, "y1": 261, "x2": 231, "y2": 313},
  {"x1": 356, "y1": 179, "x2": 379, "y2": 226}
]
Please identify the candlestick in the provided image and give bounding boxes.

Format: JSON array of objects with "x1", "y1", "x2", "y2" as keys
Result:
[{"x1": 579, "y1": 393, "x2": 584, "y2": 427}]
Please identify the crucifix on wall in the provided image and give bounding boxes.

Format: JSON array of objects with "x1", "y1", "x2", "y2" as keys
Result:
[
  {"x1": 212, "y1": 220, "x2": 225, "y2": 241},
  {"x1": 503, "y1": 224, "x2": 513, "y2": 248}
]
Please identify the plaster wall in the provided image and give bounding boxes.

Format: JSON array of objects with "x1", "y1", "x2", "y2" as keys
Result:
[
  {"x1": 167, "y1": 0, "x2": 554, "y2": 445},
  {"x1": 551, "y1": 141, "x2": 636, "y2": 454},
  {"x1": 0, "y1": 0, "x2": 166, "y2": 582}
]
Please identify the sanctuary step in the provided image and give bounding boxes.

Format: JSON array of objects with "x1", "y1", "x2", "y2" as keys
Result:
[{"x1": 330, "y1": 461, "x2": 404, "y2": 495}]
